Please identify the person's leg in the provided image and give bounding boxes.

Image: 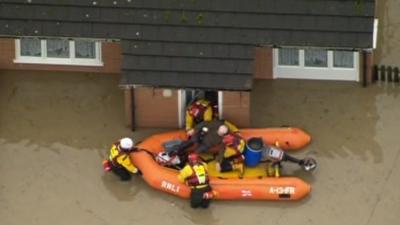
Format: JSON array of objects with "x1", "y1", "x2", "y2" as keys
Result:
[
  {"x1": 111, "y1": 164, "x2": 132, "y2": 181},
  {"x1": 190, "y1": 189, "x2": 203, "y2": 208},
  {"x1": 200, "y1": 186, "x2": 212, "y2": 208},
  {"x1": 174, "y1": 134, "x2": 200, "y2": 154},
  {"x1": 201, "y1": 199, "x2": 211, "y2": 208},
  {"x1": 195, "y1": 143, "x2": 210, "y2": 153},
  {"x1": 220, "y1": 157, "x2": 244, "y2": 175},
  {"x1": 219, "y1": 159, "x2": 233, "y2": 172}
]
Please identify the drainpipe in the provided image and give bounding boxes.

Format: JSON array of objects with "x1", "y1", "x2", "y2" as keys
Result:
[{"x1": 362, "y1": 51, "x2": 368, "y2": 87}]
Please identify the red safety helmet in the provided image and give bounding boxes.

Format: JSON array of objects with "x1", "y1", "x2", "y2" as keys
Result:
[
  {"x1": 223, "y1": 133, "x2": 235, "y2": 146},
  {"x1": 188, "y1": 153, "x2": 200, "y2": 164},
  {"x1": 189, "y1": 106, "x2": 201, "y2": 117},
  {"x1": 223, "y1": 133, "x2": 241, "y2": 148}
]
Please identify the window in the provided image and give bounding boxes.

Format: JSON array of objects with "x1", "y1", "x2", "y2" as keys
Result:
[
  {"x1": 46, "y1": 39, "x2": 69, "y2": 58},
  {"x1": 305, "y1": 49, "x2": 328, "y2": 67},
  {"x1": 278, "y1": 48, "x2": 299, "y2": 66},
  {"x1": 20, "y1": 38, "x2": 41, "y2": 57},
  {"x1": 333, "y1": 51, "x2": 354, "y2": 68},
  {"x1": 15, "y1": 38, "x2": 102, "y2": 66},
  {"x1": 273, "y1": 48, "x2": 359, "y2": 81},
  {"x1": 75, "y1": 40, "x2": 96, "y2": 59}
]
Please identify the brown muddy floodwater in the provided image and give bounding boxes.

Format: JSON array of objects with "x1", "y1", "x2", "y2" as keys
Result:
[
  {"x1": 1, "y1": 71, "x2": 400, "y2": 225},
  {"x1": 375, "y1": 0, "x2": 400, "y2": 67}
]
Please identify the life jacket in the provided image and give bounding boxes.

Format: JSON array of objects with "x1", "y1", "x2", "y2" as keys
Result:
[
  {"x1": 186, "y1": 163, "x2": 209, "y2": 186},
  {"x1": 109, "y1": 143, "x2": 135, "y2": 167},
  {"x1": 223, "y1": 133, "x2": 243, "y2": 149},
  {"x1": 109, "y1": 144, "x2": 122, "y2": 166},
  {"x1": 189, "y1": 100, "x2": 211, "y2": 123},
  {"x1": 223, "y1": 133, "x2": 245, "y2": 157}
]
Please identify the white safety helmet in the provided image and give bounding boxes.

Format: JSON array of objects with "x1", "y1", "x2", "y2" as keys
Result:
[
  {"x1": 120, "y1": 137, "x2": 134, "y2": 151},
  {"x1": 217, "y1": 125, "x2": 229, "y2": 136}
]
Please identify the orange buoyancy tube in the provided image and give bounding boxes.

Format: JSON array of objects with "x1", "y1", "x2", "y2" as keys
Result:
[
  {"x1": 240, "y1": 127, "x2": 311, "y2": 150},
  {"x1": 130, "y1": 128, "x2": 312, "y2": 201}
]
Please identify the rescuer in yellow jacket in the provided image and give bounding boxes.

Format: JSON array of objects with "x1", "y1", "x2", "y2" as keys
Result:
[
  {"x1": 216, "y1": 132, "x2": 246, "y2": 176},
  {"x1": 103, "y1": 137, "x2": 138, "y2": 181},
  {"x1": 178, "y1": 153, "x2": 213, "y2": 208},
  {"x1": 185, "y1": 99, "x2": 216, "y2": 136}
]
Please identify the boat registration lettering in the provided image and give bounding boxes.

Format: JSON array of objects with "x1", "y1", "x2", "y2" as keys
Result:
[
  {"x1": 161, "y1": 180, "x2": 180, "y2": 193},
  {"x1": 269, "y1": 186, "x2": 295, "y2": 195}
]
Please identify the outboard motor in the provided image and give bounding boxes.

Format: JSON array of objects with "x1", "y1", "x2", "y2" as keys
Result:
[
  {"x1": 244, "y1": 137, "x2": 317, "y2": 173},
  {"x1": 263, "y1": 145, "x2": 317, "y2": 172}
]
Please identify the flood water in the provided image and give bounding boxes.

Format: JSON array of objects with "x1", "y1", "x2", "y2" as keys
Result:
[
  {"x1": 375, "y1": 0, "x2": 400, "y2": 67},
  {"x1": 1, "y1": 71, "x2": 400, "y2": 225}
]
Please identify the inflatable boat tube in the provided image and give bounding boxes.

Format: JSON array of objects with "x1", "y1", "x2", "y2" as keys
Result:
[{"x1": 131, "y1": 128, "x2": 312, "y2": 201}]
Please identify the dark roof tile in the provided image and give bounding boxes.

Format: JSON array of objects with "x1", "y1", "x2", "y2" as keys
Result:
[
  {"x1": 121, "y1": 71, "x2": 252, "y2": 91},
  {"x1": 0, "y1": 0, "x2": 376, "y2": 90}
]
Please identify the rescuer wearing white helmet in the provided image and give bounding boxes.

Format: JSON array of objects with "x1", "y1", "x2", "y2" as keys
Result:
[{"x1": 103, "y1": 137, "x2": 139, "y2": 181}]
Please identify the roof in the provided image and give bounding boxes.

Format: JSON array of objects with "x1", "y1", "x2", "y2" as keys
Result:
[{"x1": 0, "y1": 0, "x2": 376, "y2": 90}]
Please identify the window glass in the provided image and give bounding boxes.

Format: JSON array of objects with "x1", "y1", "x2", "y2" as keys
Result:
[
  {"x1": 305, "y1": 49, "x2": 328, "y2": 67},
  {"x1": 278, "y1": 48, "x2": 299, "y2": 66},
  {"x1": 334, "y1": 51, "x2": 354, "y2": 68},
  {"x1": 75, "y1": 40, "x2": 96, "y2": 59},
  {"x1": 17, "y1": 38, "x2": 102, "y2": 65},
  {"x1": 20, "y1": 38, "x2": 41, "y2": 57},
  {"x1": 47, "y1": 39, "x2": 69, "y2": 58}
]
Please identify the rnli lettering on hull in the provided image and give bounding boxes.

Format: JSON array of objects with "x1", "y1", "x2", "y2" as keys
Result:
[
  {"x1": 161, "y1": 180, "x2": 180, "y2": 193},
  {"x1": 269, "y1": 186, "x2": 295, "y2": 195}
]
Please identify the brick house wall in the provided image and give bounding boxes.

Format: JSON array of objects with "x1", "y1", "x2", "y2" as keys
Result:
[
  {"x1": 0, "y1": 38, "x2": 252, "y2": 128},
  {"x1": 222, "y1": 91, "x2": 250, "y2": 127},
  {"x1": 132, "y1": 87, "x2": 179, "y2": 128},
  {"x1": 254, "y1": 47, "x2": 273, "y2": 80}
]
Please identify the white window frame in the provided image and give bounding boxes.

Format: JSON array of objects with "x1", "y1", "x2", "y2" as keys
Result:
[
  {"x1": 178, "y1": 90, "x2": 223, "y2": 128},
  {"x1": 273, "y1": 48, "x2": 360, "y2": 81},
  {"x1": 14, "y1": 38, "x2": 103, "y2": 66},
  {"x1": 373, "y1": 18, "x2": 378, "y2": 49}
]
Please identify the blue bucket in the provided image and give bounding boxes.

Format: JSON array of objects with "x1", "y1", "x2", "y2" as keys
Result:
[{"x1": 244, "y1": 137, "x2": 264, "y2": 167}]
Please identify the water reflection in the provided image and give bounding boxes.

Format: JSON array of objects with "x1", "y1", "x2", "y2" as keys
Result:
[
  {"x1": 101, "y1": 173, "x2": 142, "y2": 201},
  {"x1": 375, "y1": 0, "x2": 400, "y2": 67},
  {"x1": 180, "y1": 204, "x2": 220, "y2": 225},
  {"x1": 251, "y1": 80, "x2": 383, "y2": 163}
]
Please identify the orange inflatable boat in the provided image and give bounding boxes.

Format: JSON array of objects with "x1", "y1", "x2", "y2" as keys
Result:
[{"x1": 131, "y1": 127, "x2": 312, "y2": 201}]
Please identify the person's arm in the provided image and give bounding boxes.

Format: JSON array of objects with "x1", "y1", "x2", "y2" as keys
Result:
[
  {"x1": 193, "y1": 120, "x2": 207, "y2": 134},
  {"x1": 178, "y1": 165, "x2": 193, "y2": 183},
  {"x1": 185, "y1": 110, "x2": 194, "y2": 131},
  {"x1": 203, "y1": 106, "x2": 213, "y2": 122},
  {"x1": 238, "y1": 139, "x2": 246, "y2": 152},
  {"x1": 216, "y1": 147, "x2": 226, "y2": 163},
  {"x1": 224, "y1": 120, "x2": 239, "y2": 133}
]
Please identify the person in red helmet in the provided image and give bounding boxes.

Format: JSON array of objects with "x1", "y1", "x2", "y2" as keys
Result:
[
  {"x1": 215, "y1": 132, "x2": 246, "y2": 176},
  {"x1": 185, "y1": 99, "x2": 217, "y2": 137},
  {"x1": 178, "y1": 153, "x2": 213, "y2": 208}
]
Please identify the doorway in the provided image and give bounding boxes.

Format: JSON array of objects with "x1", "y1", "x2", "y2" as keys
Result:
[{"x1": 178, "y1": 89, "x2": 222, "y2": 128}]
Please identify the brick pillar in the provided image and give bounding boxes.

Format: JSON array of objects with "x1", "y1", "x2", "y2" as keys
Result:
[
  {"x1": 254, "y1": 47, "x2": 273, "y2": 79},
  {"x1": 365, "y1": 51, "x2": 374, "y2": 85},
  {"x1": 360, "y1": 50, "x2": 375, "y2": 86},
  {"x1": 221, "y1": 91, "x2": 250, "y2": 128}
]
